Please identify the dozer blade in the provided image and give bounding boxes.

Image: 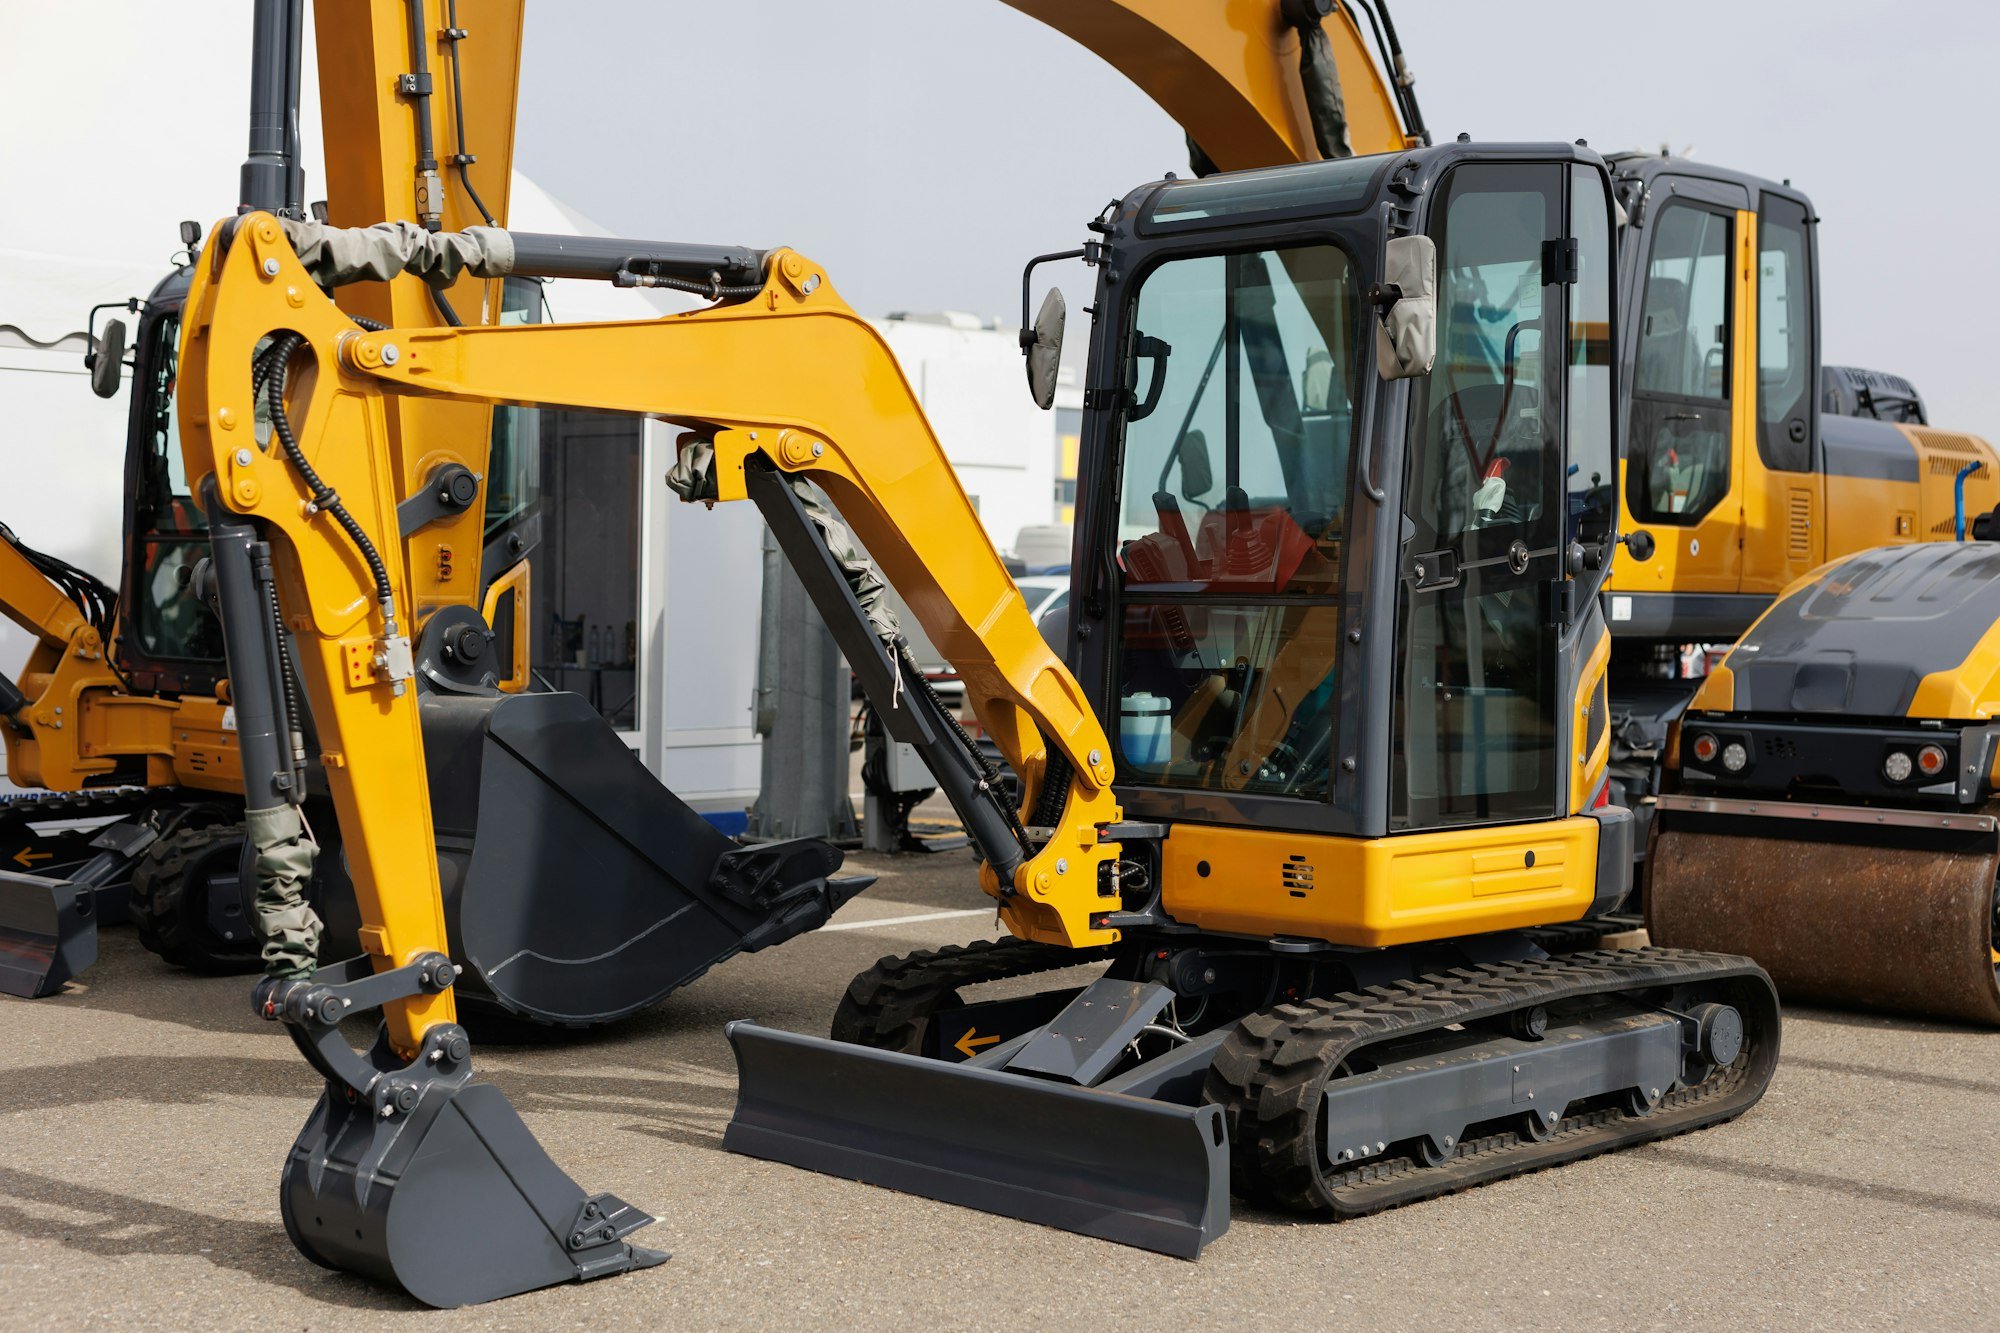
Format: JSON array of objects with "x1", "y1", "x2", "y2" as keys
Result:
[
  {"x1": 424, "y1": 691, "x2": 868, "y2": 1028},
  {"x1": 0, "y1": 869, "x2": 95, "y2": 998},
  {"x1": 1649, "y1": 796, "x2": 2000, "y2": 1025},
  {"x1": 723, "y1": 1022, "x2": 1230, "y2": 1259}
]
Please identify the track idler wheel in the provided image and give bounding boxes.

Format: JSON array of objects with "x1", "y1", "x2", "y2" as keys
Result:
[{"x1": 258, "y1": 956, "x2": 665, "y2": 1306}]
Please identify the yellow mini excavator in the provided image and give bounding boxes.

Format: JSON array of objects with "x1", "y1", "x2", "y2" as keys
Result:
[{"x1": 177, "y1": 91, "x2": 1781, "y2": 1316}]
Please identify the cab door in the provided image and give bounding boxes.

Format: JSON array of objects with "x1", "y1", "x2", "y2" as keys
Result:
[
  {"x1": 1618, "y1": 198, "x2": 1743, "y2": 594},
  {"x1": 1739, "y1": 191, "x2": 1824, "y2": 593},
  {"x1": 1393, "y1": 162, "x2": 1567, "y2": 828}
]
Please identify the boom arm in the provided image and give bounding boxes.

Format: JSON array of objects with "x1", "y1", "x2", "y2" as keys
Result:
[
  {"x1": 178, "y1": 218, "x2": 1123, "y2": 1049},
  {"x1": 1001, "y1": 0, "x2": 1422, "y2": 168}
]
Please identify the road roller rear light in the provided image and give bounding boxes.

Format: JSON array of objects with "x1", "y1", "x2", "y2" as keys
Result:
[
  {"x1": 1721, "y1": 741, "x2": 1748, "y2": 773},
  {"x1": 1691, "y1": 732, "x2": 1719, "y2": 764},
  {"x1": 1884, "y1": 750, "x2": 1915, "y2": 783},
  {"x1": 1917, "y1": 744, "x2": 1948, "y2": 777}
]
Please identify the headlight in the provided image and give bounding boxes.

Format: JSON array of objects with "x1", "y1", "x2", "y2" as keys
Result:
[
  {"x1": 1691, "y1": 732, "x2": 1719, "y2": 764},
  {"x1": 1917, "y1": 744, "x2": 1948, "y2": 778},
  {"x1": 1883, "y1": 751, "x2": 1914, "y2": 783},
  {"x1": 1721, "y1": 741, "x2": 1748, "y2": 773}
]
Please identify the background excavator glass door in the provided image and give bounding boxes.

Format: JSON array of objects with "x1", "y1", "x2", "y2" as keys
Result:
[
  {"x1": 1626, "y1": 203, "x2": 1734, "y2": 528},
  {"x1": 1394, "y1": 163, "x2": 1565, "y2": 828}
]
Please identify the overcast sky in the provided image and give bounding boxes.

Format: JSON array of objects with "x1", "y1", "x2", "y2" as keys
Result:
[{"x1": 515, "y1": 0, "x2": 2000, "y2": 432}]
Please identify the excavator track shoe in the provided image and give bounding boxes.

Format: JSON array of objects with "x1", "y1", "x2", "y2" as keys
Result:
[
  {"x1": 1203, "y1": 949, "x2": 1780, "y2": 1217},
  {"x1": 1650, "y1": 805, "x2": 2000, "y2": 1025},
  {"x1": 0, "y1": 868, "x2": 95, "y2": 998},
  {"x1": 724, "y1": 1021, "x2": 1230, "y2": 1259}
]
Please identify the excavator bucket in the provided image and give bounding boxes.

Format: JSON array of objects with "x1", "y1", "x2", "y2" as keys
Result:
[
  {"x1": 723, "y1": 1022, "x2": 1231, "y2": 1258},
  {"x1": 423, "y1": 691, "x2": 869, "y2": 1027},
  {"x1": 283, "y1": 1077, "x2": 665, "y2": 1307},
  {"x1": 1649, "y1": 798, "x2": 2000, "y2": 1025},
  {"x1": 263, "y1": 961, "x2": 666, "y2": 1307},
  {"x1": 0, "y1": 869, "x2": 95, "y2": 998}
]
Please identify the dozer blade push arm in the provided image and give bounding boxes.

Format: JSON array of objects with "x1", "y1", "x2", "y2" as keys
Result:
[{"x1": 180, "y1": 216, "x2": 1124, "y2": 964}]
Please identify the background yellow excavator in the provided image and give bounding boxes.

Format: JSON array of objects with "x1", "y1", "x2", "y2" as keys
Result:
[
  {"x1": 165, "y1": 0, "x2": 1780, "y2": 1305},
  {"x1": 2, "y1": 0, "x2": 859, "y2": 1011}
]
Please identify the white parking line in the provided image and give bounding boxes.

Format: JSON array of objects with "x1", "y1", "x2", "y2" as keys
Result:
[{"x1": 820, "y1": 907, "x2": 991, "y2": 932}]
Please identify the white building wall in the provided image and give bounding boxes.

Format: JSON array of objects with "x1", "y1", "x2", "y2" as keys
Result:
[{"x1": 870, "y1": 315, "x2": 1057, "y2": 558}]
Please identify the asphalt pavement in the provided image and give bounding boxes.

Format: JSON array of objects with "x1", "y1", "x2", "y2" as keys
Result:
[{"x1": 2, "y1": 848, "x2": 1996, "y2": 1330}]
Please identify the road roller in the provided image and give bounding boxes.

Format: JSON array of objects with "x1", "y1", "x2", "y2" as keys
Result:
[{"x1": 1648, "y1": 540, "x2": 2000, "y2": 1024}]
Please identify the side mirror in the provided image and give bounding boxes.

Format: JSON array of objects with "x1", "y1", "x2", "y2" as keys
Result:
[
  {"x1": 1373, "y1": 234, "x2": 1437, "y2": 381},
  {"x1": 1022, "y1": 286, "x2": 1065, "y2": 410},
  {"x1": 1177, "y1": 429, "x2": 1214, "y2": 500},
  {"x1": 1621, "y1": 529, "x2": 1656, "y2": 561},
  {"x1": 88, "y1": 317, "x2": 127, "y2": 399}
]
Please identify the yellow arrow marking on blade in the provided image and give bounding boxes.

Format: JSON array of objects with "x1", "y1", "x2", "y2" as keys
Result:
[
  {"x1": 954, "y1": 1029, "x2": 1001, "y2": 1059},
  {"x1": 12, "y1": 848, "x2": 51, "y2": 867}
]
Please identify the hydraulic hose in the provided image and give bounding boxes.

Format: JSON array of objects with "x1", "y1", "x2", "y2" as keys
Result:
[
  {"x1": 443, "y1": 0, "x2": 498, "y2": 227},
  {"x1": 1955, "y1": 460, "x2": 1981, "y2": 540},
  {"x1": 402, "y1": 0, "x2": 443, "y2": 230},
  {"x1": 260, "y1": 334, "x2": 396, "y2": 616}
]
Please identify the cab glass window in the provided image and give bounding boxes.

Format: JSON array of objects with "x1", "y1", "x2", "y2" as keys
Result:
[
  {"x1": 1568, "y1": 165, "x2": 1615, "y2": 550},
  {"x1": 1628, "y1": 203, "x2": 1732, "y2": 524},
  {"x1": 485, "y1": 277, "x2": 544, "y2": 537},
  {"x1": 1110, "y1": 243, "x2": 1356, "y2": 800},
  {"x1": 1115, "y1": 245, "x2": 1356, "y2": 595},
  {"x1": 1756, "y1": 195, "x2": 1814, "y2": 472},
  {"x1": 1394, "y1": 162, "x2": 1563, "y2": 828},
  {"x1": 130, "y1": 311, "x2": 223, "y2": 663}
]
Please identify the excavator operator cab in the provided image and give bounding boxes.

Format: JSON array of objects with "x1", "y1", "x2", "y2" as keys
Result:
[{"x1": 1068, "y1": 141, "x2": 1620, "y2": 843}]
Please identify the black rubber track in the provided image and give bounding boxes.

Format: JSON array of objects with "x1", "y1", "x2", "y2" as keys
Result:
[
  {"x1": 130, "y1": 820, "x2": 262, "y2": 973},
  {"x1": 0, "y1": 788, "x2": 172, "y2": 870},
  {"x1": 830, "y1": 937, "x2": 1114, "y2": 1053},
  {"x1": 1202, "y1": 947, "x2": 1780, "y2": 1217}
]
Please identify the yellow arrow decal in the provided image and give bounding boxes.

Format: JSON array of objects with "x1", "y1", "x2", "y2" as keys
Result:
[
  {"x1": 12, "y1": 848, "x2": 52, "y2": 867},
  {"x1": 953, "y1": 1028, "x2": 1001, "y2": 1059}
]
